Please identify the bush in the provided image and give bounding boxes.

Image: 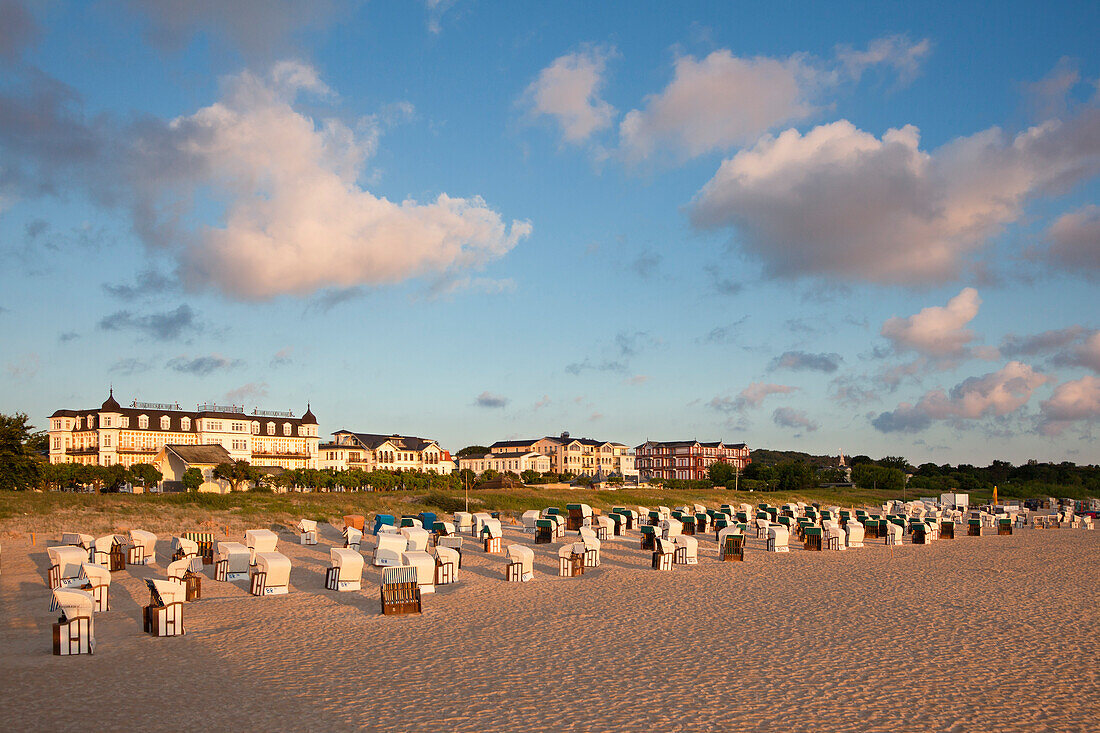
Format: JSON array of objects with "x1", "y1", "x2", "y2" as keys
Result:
[{"x1": 424, "y1": 492, "x2": 467, "y2": 514}]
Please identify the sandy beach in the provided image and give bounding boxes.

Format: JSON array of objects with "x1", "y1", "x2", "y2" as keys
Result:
[{"x1": 3, "y1": 520, "x2": 1098, "y2": 732}]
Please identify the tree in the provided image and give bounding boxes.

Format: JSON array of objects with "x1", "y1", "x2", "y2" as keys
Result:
[
  {"x1": 213, "y1": 460, "x2": 259, "y2": 492},
  {"x1": 520, "y1": 469, "x2": 541, "y2": 484},
  {"x1": 878, "y1": 456, "x2": 911, "y2": 473},
  {"x1": 128, "y1": 463, "x2": 163, "y2": 490},
  {"x1": 852, "y1": 463, "x2": 905, "y2": 492},
  {"x1": 99, "y1": 463, "x2": 129, "y2": 492},
  {"x1": 708, "y1": 461, "x2": 737, "y2": 485},
  {"x1": 0, "y1": 412, "x2": 45, "y2": 490},
  {"x1": 182, "y1": 467, "x2": 203, "y2": 492},
  {"x1": 456, "y1": 445, "x2": 490, "y2": 457}
]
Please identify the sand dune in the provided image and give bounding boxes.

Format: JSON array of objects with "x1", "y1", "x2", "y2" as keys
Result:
[{"x1": 3, "y1": 521, "x2": 1097, "y2": 732}]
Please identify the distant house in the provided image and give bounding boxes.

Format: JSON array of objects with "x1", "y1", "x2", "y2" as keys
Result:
[
  {"x1": 318, "y1": 430, "x2": 455, "y2": 474},
  {"x1": 635, "y1": 440, "x2": 751, "y2": 481},
  {"x1": 154, "y1": 444, "x2": 233, "y2": 493},
  {"x1": 486, "y1": 432, "x2": 637, "y2": 477},
  {"x1": 457, "y1": 451, "x2": 551, "y2": 476}
]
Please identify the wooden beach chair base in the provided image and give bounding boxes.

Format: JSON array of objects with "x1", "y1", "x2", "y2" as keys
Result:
[
  {"x1": 381, "y1": 568, "x2": 422, "y2": 615},
  {"x1": 143, "y1": 602, "x2": 184, "y2": 637},
  {"x1": 53, "y1": 616, "x2": 93, "y2": 655}
]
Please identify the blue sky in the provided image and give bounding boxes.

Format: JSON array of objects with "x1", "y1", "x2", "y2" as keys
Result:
[{"x1": 2, "y1": 0, "x2": 1099, "y2": 465}]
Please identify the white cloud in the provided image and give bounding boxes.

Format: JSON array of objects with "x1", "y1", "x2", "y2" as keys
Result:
[
  {"x1": 1039, "y1": 375, "x2": 1100, "y2": 434},
  {"x1": 619, "y1": 36, "x2": 929, "y2": 161},
  {"x1": 881, "y1": 288, "x2": 981, "y2": 357},
  {"x1": 1071, "y1": 331, "x2": 1100, "y2": 372},
  {"x1": 148, "y1": 62, "x2": 531, "y2": 299},
  {"x1": 772, "y1": 406, "x2": 818, "y2": 432},
  {"x1": 525, "y1": 47, "x2": 616, "y2": 144},
  {"x1": 873, "y1": 361, "x2": 1050, "y2": 432},
  {"x1": 691, "y1": 107, "x2": 1100, "y2": 284},
  {"x1": 620, "y1": 50, "x2": 817, "y2": 160},
  {"x1": 1047, "y1": 204, "x2": 1100, "y2": 275},
  {"x1": 710, "y1": 382, "x2": 797, "y2": 412}
]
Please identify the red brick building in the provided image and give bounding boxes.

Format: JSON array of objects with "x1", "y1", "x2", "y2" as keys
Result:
[{"x1": 635, "y1": 440, "x2": 751, "y2": 481}]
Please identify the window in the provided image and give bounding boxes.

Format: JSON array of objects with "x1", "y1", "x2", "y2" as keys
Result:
[
  {"x1": 53, "y1": 437, "x2": 61, "y2": 449},
  {"x1": 160, "y1": 415, "x2": 170, "y2": 430},
  {"x1": 252, "y1": 422, "x2": 259, "y2": 434},
  {"x1": 231, "y1": 422, "x2": 245, "y2": 432},
  {"x1": 121, "y1": 416, "x2": 129, "y2": 428},
  {"x1": 181, "y1": 417, "x2": 191, "y2": 431},
  {"x1": 232, "y1": 439, "x2": 247, "y2": 451},
  {"x1": 88, "y1": 415, "x2": 95, "y2": 429},
  {"x1": 267, "y1": 422, "x2": 275, "y2": 435},
  {"x1": 104, "y1": 417, "x2": 112, "y2": 427},
  {"x1": 104, "y1": 434, "x2": 112, "y2": 447},
  {"x1": 138, "y1": 415, "x2": 149, "y2": 429},
  {"x1": 283, "y1": 423, "x2": 291, "y2": 436}
]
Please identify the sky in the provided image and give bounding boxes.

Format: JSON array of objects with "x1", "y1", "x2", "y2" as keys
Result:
[{"x1": 1, "y1": 0, "x2": 1099, "y2": 466}]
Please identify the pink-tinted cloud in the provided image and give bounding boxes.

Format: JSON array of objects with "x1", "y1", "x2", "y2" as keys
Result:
[
  {"x1": 525, "y1": 46, "x2": 616, "y2": 144},
  {"x1": 881, "y1": 288, "x2": 981, "y2": 357},
  {"x1": 1039, "y1": 375, "x2": 1100, "y2": 435}
]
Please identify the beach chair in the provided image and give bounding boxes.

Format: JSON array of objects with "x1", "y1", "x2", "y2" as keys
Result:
[
  {"x1": 589, "y1": 515, "x2": 609, "y2": 540},
  {"x1": 824, "y1": 522, "x2": 846, "y2": 551},
  {"x1": 435, "y1": 546, "x2": 460, "y2": 585},
  {"x1": 1084, "y1": 516, "x2": 1095, "y2": 530},
  {"x1": 558, "y1": 543, "x2": 584, "y2": 577},
  {"x1": 652, "y1": 536, "x2": 675, "y2": 570},
  {"x1": 802, "y1": 526, "x2": 823, "y2": 551},
  {"x1": 937, "y1": 519, "x2": 953, "y2": 539},
  {"x1": 998, "y1": 518, "x2": 1012, "y2": 536},
  {"x1": 342, "y1": 514, "x2": 366, "y2": 532},
  {"x1": 373, "y1": 533, "x2": 409, "y2": 567},
  {"x1": 967, "y1": 519, "x2": 981, "y2": 537},
  {"x1": 399, "y1": 516, "x2": 423, "y2": 529},
  {"x1": 547, "y1": 513, "x2": 566, "y2": 538},
  {"x1": 521, "y1": 510, "x2": 541, "y2": 533},
  {"x1": 380, "y1": 566, "x2": 421, "y2": 615},
  {"x1": 244, "y1": 529, "x2": 279, "y2": 565},
  {"x1": 47, "y1": 545, "x2": 88, "y2": 589},
  {"x1": 432, "y1": 521, "x2": 455, "y2": 540},
  {"x1": 372, "y1": 514, "x2": 397, "y2": 535},
  {"x1": 717, "y1": 527, "x2": 745, "y2": 561},
  {"x1": 674, "y1": 535, "x2": 698, "y2": 565},
  {"x1": 183, "y1": 531, "x2": 216, "y2": 565},
  {"x1": 480, "y1": 519, "x2": 503, "y2": 553},
  {"x1": 640, "y1": 525, "x2": 656, "y2": 550},
  {"x1": 885, "y1": 523, "x2": 903, "y2": 545},
  {"x1": 326, "y1": 547, "x2": 364, "y2": 591},
  {"x1": 471, "y1": 512, "x2": 492, "y2": 537},
  {"x1": 767, "y1": 525, "x2": 790, "y2": 553},
  {"x1": 250, "y1": 551, "x2": 291, "y2": 596},
  {"x1": 167, "y1": 557, "x2": 202, "y2": 601},
  {"x1": 660, "y1": 518, "x2": 683, "y2": 541},
  {"x1": 845, "y1": 521, "x2": 865, "y2": 548},
  {"x1": 608, "y1": 512, "x2": 625, "y2": 537},
  {"x1": 578, "y1": 527, "x2": 601, "y2": 567},
  {"x1": 401, "y1": 550, "x2": 436, "y2": 594},
  {"x1": 143, "y1": 578, "x2": 185, "y2": 637},
  {"x1": 505, "y1": 544, "x2": 534, "y2": 582},
  {"x1": 91, "y1": 535, "x2": 120, "y2": 569},
  {"x1": 755, "y1": 518, "x2": 771, "y2": 539},
  {"x1": 401, "y1": 526, "x2": 431, "y2": 553},
  {"x1": 296, "y1": 519, "x2": 319, "y2": 545},
  {"x1": 534, "y1": 519, "x2": 554, "y2": 544},
  {"x1": 343, "y1": 526, "x2": 363, "y2": 551},
  {"x1": 51, "y1": 587, "x2": 95, "y2": 655},
  {"x1": 62, "y1": 533, "x2": 95, "y2": 555},
  {"x1": 171, "y1": 536, "x2": 199, "y2": 563},
  {"x1": 911, "y1": 522, "x2": 928, "y2": 544},
  {"x1": 215, "y1": 541, "x2": 250, "y2": 581},
  {"x1": 128, "y1": 529, "x2": 158, "y2": 565},
  {"x1": 453, "y1": 512, "x2": 474, "y2": 533},
  {"x1": 78, "y1": 563, "x2": 111, "y2": 612},
  {"x1": 418, "y1": 512, "x2": 437, "y2": 532}
]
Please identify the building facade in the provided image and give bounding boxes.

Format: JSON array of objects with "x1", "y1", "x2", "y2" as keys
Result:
[
  {"x1": 635, "y1": 440, "x2": 751, "y2": 481},
  {"x1": 457, "y1": 451, "x2": 551, "y2": 476},
  {"x1": 487, "y1": 433, "x2": 637, "y2": 478},
  {"x1": 318, "y1": 431, "x2": 455, "y2": 474},
  {"x1": 153, "y1": 444, "x2": 234, "y2": 493},
  {"x1": 48, "y1": 391, "x2": 320, "y2": 470}
]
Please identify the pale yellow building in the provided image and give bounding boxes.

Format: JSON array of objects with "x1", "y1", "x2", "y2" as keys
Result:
[
  {"x1": 488, "y1": 432, "x2": 637, "y2": 478},
  {"x1": 318, "y1": 430, "x2": 455, "y2": 474},
  {"x1": 457, "y1": 451, "x2": 551, "y2": 476}
]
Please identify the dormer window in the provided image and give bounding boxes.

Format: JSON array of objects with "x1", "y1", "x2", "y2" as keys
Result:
[
  {"x1": 252, "y1": 422, "x2": 260, "y2": 435},
  {"x1": 267, "y1": 422, "x2": 275, "y2": 435},
  {"x1": 181, "y1": 417, "x2": 191, "y2": 431},
  {"x1": 121, "y1": 416, "x2": 129, "y2": 428},
  {"x1": 283, "y1": 423, "x2": 291, "y2": 436},
  {"x1": 87, "y1": 415, "x2": 95, "y2": 429},
  {"x1": 138, "y1": 415, "x2": 149, "y2": 429},
  {"x1": 160, "y1": 415, "x2": 170, "y2": 430}
]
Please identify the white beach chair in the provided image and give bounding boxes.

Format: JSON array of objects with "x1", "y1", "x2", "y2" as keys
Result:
[
  {"x1": 62, "y1": 533, "x2": 94, "y2": 552},
  {"x1": 128, "y1": 529, "x2": 157, "y2": 565},
  {"x1": 1084, "y1": 516, "x2": 1095, "y2": 530},
  {"x1": 143, "y1": 578, "x2": 185, "y2": 636},
  {"x1": 374, "y1": 533, "x2": 409, "y2": 567},
  {"x1": 885, "y1": 522, "x2": 903, "y2": 546},
  {"x1": 578, "y1": 527, "x2": 601, "y2": 567},
  {"x1": 326, "y1": 547, "x2": 364, "y2": 591},
  {"x1": 47, "y1": 545, "x2": 88, "y2": 589},
  {"x1": 823, "y1": 521, "x2": 846, "y2": 551},
  {"x1": 215, "y1": 541, "x2": 250, "y2": 581},
  {"x1": 657, "y1": 506, "x2": 672, "y2": 522},
  {"x1": 505, "y1": 544, "x2": 534, "y2": 582},
  {"x1": 718, "y1": 526, "x2": 745, "y2": 561},
  {"x1": 401, "y1": 550, "x2": 436, "y2": 594},
  {"x1": 660, "y1": 518, "x2": 683, "y2": 540},
  {"x1": 547, "y1": 513, "x2": 566, "y2": 538},
  {"x1": 472, "y1": 512, "x2": 493, "y2": 537},
  {"x1": 755, "y1": 517, "x2": 771, "y2": 539},
  {"x1": 652, "y1": 536, "x2": 675, "y2": 570},
  {"x1": 766, "y1": 525, "x2": 790, "y2": 553},
  {"x1": 51, "y1": 587, "x2": 95, "y2": 655},
  {"x1": 244, "y1": 529, "x2": 279, "y2": 565},
  {"x1": 480, "y1": 519, "x2": 503, "y2": 553},
  {"x1": 593, "y1": 515, "x2": 612, "y2": 540},
  {"x1": 521, "y1": 510, "x2": 541, "y2": 533},
  {"x1": 171, "y1": 536, "x2": 201, "y2": 570},
  {"x1": 558, "y1": 542, "x2": 584, "y2": 577},
  {"x1": 401, "y1": 526, "x2": 431, "y2": 553},
  {"x1": 250, "y1": 551, "x2": 291, "y2": 596},
  {"x1": 435, "y1": 545, "x2": 460, "y2": 585},
  {"x1": 78, "y1": 563, "x2": 111, "y2": 612},
  {"x1": 343, "y1": 526, "x2": 363, "y2": 551},
  {"x1": 453, "y1": 511, "x2": 474, "y2": 533},
  {"x1": 91, "y1": 535, "x2": 118, "y2": 568},
  {"x1": 674, "y1": 535, "x2": 698, "y2": 565},
  {"x1": 845, "y1": 521, "x2": 865, "y2": 548},
  {"x1": 296, "y1": 519, "x2": 319, "y2": 545}
]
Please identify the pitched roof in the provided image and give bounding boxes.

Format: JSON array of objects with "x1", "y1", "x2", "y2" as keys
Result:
[
  {"x1": 163, "y1": 444, "x2": 232, "y2": 465},
  {"x1": 489, "y1": 439, "x2": 539, "y2": 449},
  {"x1": 335, "y1": 431, "x2": 439, "y2": 452}
]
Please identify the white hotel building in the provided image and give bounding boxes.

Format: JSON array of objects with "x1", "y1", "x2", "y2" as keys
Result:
[{"x1": 48, "y1": 391, "x2": 321, "y2": 470}]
